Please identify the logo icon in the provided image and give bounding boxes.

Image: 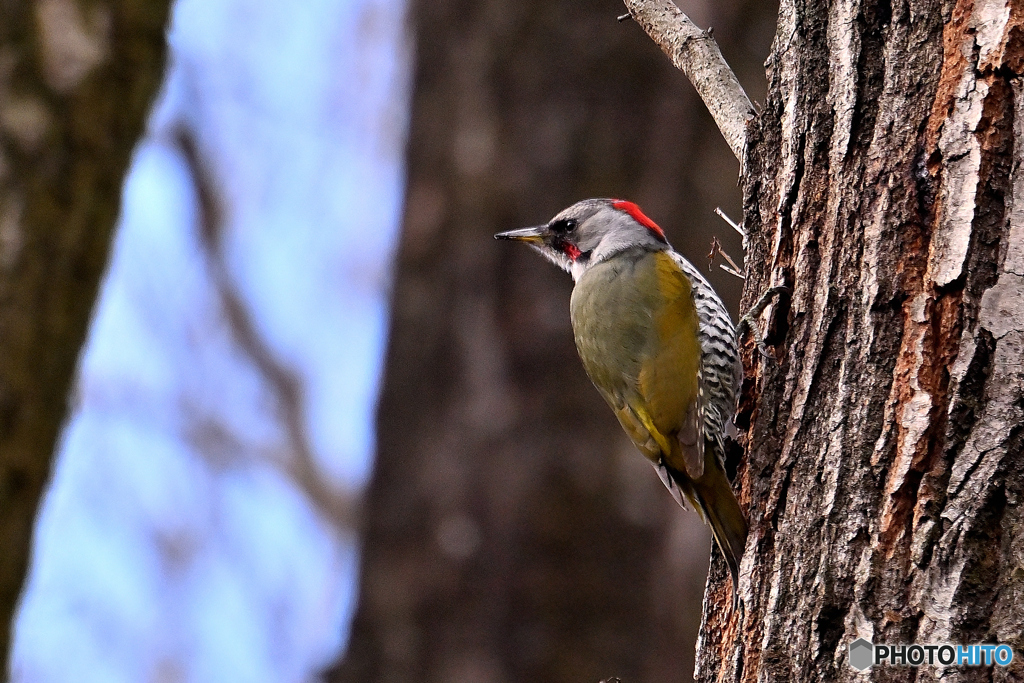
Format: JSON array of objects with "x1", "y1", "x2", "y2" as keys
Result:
[
  {"x1": 847, "y1": 639, "x2": 1014, "y2": 669},
  {"x1": 849, "y1": 638, "x2": 874, "y2": 671}
]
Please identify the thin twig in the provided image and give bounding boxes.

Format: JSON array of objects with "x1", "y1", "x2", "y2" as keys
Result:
[
  {"x1": 714, "y1": 207, "x2": 745, "y2": 237},
  {"x1": 622, "y1": 0, "x2": 754, "y2": 161},
  {"x1": 720, "y1": 263, "x2": 745, "y2": 280},
  {"x1": 707, "y1": 236, "x2": 744, "y2": 279},
  {"x1": 717, "y1": 246, "x2": 743, "y2": 275}
]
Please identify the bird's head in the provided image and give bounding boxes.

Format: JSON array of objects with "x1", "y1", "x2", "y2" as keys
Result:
[{"x1": 495, "y1": 198, "x2": 669, "y2": 281}]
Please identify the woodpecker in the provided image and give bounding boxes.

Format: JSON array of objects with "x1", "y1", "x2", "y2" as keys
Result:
[{"x1": 496, "y1": 198, "x2": 746, "y2": 605}]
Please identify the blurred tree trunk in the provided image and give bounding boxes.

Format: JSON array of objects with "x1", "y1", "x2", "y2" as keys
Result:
[
  {"x1": 697, "y1": 1, "x2": 1024, "y2": 681},
  {"x1": 0, "y1": 0, "x2": 170, "y2": 676},
  {"x1": 327, "y1": 1, "x2": 774, "y2": 682}
]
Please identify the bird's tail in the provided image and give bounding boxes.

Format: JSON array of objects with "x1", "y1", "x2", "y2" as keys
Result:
[{"x1": 685, "y1": 456, "x2": 747, "y2": 611}]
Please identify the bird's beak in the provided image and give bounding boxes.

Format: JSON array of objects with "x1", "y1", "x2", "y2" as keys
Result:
[{"x1": 494, "y1": 225, "x2": 548, "y2": 243}]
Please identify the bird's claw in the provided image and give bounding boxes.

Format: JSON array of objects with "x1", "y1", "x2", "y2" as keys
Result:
[
  {"x1": 738, "y1": 285, "x2": 790, "y2": 361},
  {"x1": 741, "y1": 322, "x2": 776, "y2": 362}
]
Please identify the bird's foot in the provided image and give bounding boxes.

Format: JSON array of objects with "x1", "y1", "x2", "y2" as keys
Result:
[{"x1": 736, "y1": 285, "x2": 790, "y2": 360}]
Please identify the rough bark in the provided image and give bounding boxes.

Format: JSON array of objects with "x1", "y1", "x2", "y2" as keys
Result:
[
  {"x1": 697, "y1": 1, "x2": 1024, "y2": 681},
  {"x1": 326, "y1": 1, "x2": 776, "y2": 682},
  {"x1": 0, "y1": 0, "x2": 171, "y2": 676}
]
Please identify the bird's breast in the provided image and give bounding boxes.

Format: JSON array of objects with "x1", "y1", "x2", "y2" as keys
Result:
[
  {"x1": 570, "y1": 251, "x2": 668, "y2": 392},
  {"x1": 570, "y1": 250, "x2": 702, "y2": 441}
]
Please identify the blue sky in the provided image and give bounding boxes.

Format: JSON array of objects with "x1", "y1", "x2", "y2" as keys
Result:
[{"x1": 11, "y1": 1, "x2": 410, "y2": 680}]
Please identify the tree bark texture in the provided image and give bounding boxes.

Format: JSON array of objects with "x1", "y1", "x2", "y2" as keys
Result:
[
  {"x1": 327, "y1": 1, "x2": 776, "y2": 682},
  {"x1": 0, "y1": 0, "x2": 171, "y2": 676},
  {"x1": 697, "y1": 1, "x2": 1024, "y2": 681}
]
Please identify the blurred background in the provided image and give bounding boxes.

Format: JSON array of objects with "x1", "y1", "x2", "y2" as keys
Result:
[{"x1": 9, "y1": 0, "x2": 776, "y2": 681}]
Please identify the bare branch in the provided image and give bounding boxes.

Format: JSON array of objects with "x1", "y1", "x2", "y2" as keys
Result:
[
  {"x1": 622, "y1": 0, "x2": 754, "y2": 160},
  {"x1": 173, "y1": 125, "x2": 359, "y2": 531}
]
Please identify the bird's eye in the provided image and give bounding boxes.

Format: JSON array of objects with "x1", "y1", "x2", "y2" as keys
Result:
[{"x1": 549, "y1": 218, "x2": 577, "y2": 234}]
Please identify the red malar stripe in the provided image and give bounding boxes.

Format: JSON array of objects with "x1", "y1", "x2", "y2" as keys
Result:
[{"x1": 611, "y1": 200, "x2": 666, "y2": 241}]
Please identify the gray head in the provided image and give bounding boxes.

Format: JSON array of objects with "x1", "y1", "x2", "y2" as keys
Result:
[{"x1": 494, "y1": 198, "x2": 670, "y2": 281}]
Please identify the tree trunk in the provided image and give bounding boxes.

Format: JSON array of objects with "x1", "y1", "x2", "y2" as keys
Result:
[
  {"x1": 697, "y1": 1, "x2": 1024, "y2": 681},
  {"x1": 327, "y1": 1, "x2": 775, "y2": 682},
  {"x1": 0, "y1": 1, "x2": 171, "y2": 675}
]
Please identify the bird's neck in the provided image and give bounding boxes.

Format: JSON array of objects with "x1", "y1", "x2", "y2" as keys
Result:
[{"x1": 571, "y1": 243, "x2": 668, "y2": 282}]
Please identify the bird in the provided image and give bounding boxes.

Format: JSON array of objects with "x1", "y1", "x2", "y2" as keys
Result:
[{"x1": 495, "y1": 198, "x2": 746, "y2": 607}]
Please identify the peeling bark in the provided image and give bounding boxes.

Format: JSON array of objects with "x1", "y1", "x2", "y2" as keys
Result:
[
  {"x1": 0, "y1": 0, "x2": 171, "y2": 676},
  {"x1": 697, "y1": 1, "x2": 1024, "y2": 681}
]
